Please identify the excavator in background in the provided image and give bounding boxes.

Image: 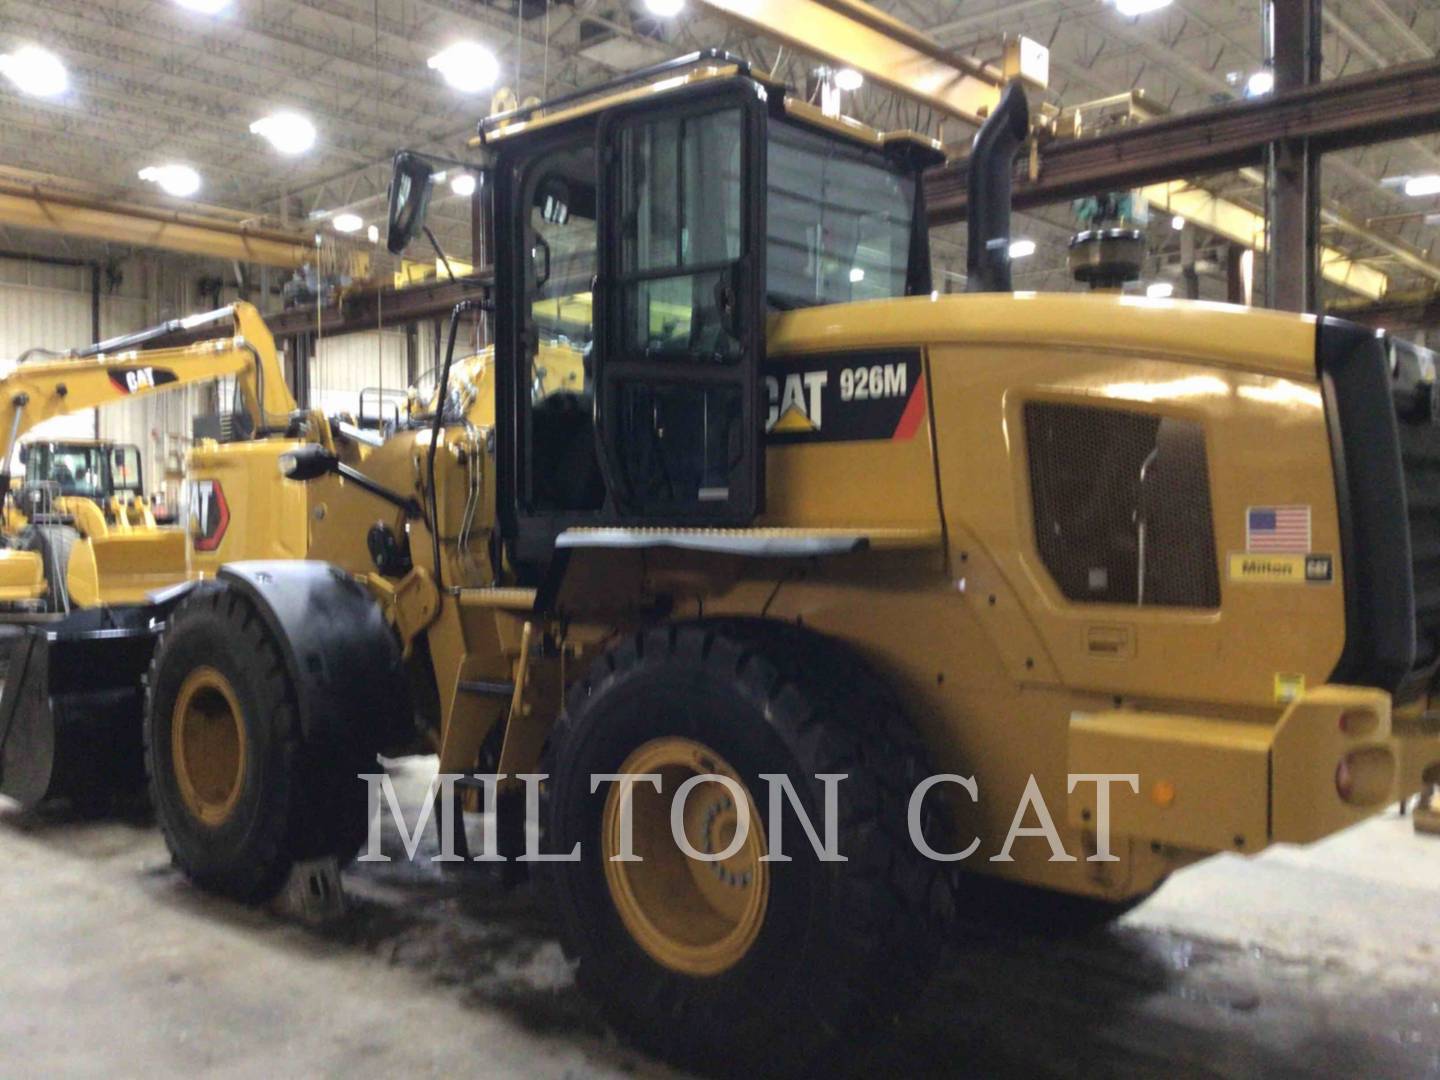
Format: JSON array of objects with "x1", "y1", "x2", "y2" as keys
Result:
[
  {"x1": 0, "y1": 302, "x2": 299, "y2": 611},
  {"x1": 0, "y1": 298, "x2": 502, "y2": 810}
]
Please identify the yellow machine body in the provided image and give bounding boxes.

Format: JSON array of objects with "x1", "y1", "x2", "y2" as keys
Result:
[
  {"x1": 284, "y1": 290, "x2": 1440, "y2": 902},
  {"x1": 0, "y1": 547, "x2": 45, "y2": 601}
]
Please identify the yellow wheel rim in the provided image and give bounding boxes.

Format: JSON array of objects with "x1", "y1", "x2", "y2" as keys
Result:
[
  {"x1": 171, "y1": 666, "x2": 247, "y2": 827},
  {"x1": 602, "y1": 737, "x2": 769, "y2": 977}
]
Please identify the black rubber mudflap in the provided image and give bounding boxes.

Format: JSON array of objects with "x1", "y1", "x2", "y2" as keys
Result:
[{"x1": 0, "y1": 609, "x2": 159, "y2": 809}]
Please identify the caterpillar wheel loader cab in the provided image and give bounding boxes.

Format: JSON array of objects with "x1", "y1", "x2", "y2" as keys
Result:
[{"x1": 56, "y1": 51, "x2": 1440, "y2": 1072}]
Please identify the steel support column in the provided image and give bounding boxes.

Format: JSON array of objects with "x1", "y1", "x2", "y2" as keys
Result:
[{"x1": 1266, "y1": 0, "x2": 1323, "y2": 312}]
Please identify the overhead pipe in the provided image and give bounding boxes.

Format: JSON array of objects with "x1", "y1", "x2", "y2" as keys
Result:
[{"x1": 966, "y1": 83, "x2": 1030, "y2": 293}]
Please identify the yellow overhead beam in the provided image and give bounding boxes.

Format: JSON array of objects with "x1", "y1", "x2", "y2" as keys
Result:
[
  {"x1": 695, "y1": 0, "x2": 1046, "y2": 125},
  {"x1": 1142, "y1": 181, "x2": 1389, "y2": 301},
  {"x1": 0, "y1": 168, "x2": 347, "y2": 270}
]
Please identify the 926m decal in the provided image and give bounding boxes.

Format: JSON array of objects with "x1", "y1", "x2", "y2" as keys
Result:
[{"x1": 765, "y1": 350, "x2": 926, "y2": 444}]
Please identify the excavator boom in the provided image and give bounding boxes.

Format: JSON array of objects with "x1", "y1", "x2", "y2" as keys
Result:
[{"x1": 0, "y1": 302, "x2": 296, "y2": 475}]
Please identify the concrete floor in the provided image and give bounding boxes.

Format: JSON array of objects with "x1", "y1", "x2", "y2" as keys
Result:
[{"x1": 2, "y1": 757, "x2": 1437, "y2": 1079}]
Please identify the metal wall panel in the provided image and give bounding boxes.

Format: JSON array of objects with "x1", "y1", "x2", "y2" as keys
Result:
[
  {"x1": 0, "y1": 258, "x2": 150, "y2": 477},
  {"x1": 312, "y1": 330, "x2": 408, "y2": 423}
]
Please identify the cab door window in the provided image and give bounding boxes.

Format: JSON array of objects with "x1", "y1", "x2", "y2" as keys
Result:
[
  {"x1": 520, "y1": 137, "x2": 604, "y2": 512},
  {"x1": 598, "y1": 94, "x2": 765, "y2": 521}
]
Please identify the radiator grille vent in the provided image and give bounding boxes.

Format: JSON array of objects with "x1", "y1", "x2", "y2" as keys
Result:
[{"x1": 1025, "y1": 401, "x2": 1220, "y2": 609}]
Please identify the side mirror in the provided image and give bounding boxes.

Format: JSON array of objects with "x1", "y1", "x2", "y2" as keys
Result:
[
  {"x1": 386, "y1": 151, "x2": 437, "y2": 255},
  {"x1": 278, "y1": 444, "x2": 339, "y2": 482}
]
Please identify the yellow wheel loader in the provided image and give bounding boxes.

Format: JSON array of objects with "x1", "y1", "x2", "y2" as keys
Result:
[
  {"x1": 5, "y1": 52, "x2": 1440, "y2": 1072},
  {"x1": 4, "y1": 437, "x2": 158, "y2": 611}
]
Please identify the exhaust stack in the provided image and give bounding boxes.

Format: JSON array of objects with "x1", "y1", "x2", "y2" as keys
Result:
[{"x1": 966, "y1": 83, "x2": 1030, "y2": 293}]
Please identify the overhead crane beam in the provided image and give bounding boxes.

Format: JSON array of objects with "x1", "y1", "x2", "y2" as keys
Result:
[
  {"x1": 0, "y1": 167, "x2": 358, "y2": 270},
  {"x1": 926, "y1": 58, "x2": 1440, "y2": 221}
]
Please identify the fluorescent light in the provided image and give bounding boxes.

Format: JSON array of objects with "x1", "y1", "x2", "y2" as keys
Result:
[
  {"x1": 0, "y1": 46, "x2": 68, "y2": 98},
  {"x1": 1171, "y1": 214, "x2": 1185, "y2": 231},
  {"x1": 1146, "y1": 282, "x2": 1174, "y2": 298},
  {"x1": 450, "y1": 173, "x2": 477, "y2": 198},
  {"x1": 1114, "y1": 0, "x2": 1172, "y2": 15},
  {"x1": 366, "y1": 225, "x2": 380, "y2": 244},
  {"x1": 849, "y1": 267, "x2": 865, "y2": 283},
  {"x1": 173, "y1": 0, "x2": 231, "y2": 13},
  {"x1": 332, "y1": 213, "x2": 363, "y2": 233},
  {"x1": 1404, "y1": 174, "x2": 1440, "y2": 197},
  {"x1": 138, "y1": 164, "x2": 201, "y2": 198},
  {"x1": 1246, "y1": 70, "x2": 1274, "y2": 97},
  {"x1": 644, "y1": 0, "x2": 685, "y2": 15},
  {"x1": 250, "y1": 112, "x2": 316, "y2": 155},
  {"x1": 1008, "y1": 239, "x2": 1036, "y2": 259},
  {"x1": 427, "y1": 41, "x2": 499, "y2": 94},
  {"x1": 834, "y1": 68, "x2": 864, "y2": 92}
]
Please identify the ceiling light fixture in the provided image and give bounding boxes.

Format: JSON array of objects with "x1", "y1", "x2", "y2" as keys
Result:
[
  {"x1": 1245, "y1": 70, "x2": 1274, "y2": 97},
  {"x1": 367, "y1": 225, "x2": 380, "y2": 244},
  {"x1": 450, "y1": 173, "x2": 477, "y2": 198},
  {"x1": 173, "y1": 0, "x2": 231, "y2": 13},
  {"x1": 1146, "y1": 281, "x2": 1175, "y2": 298},
  {"x1": 849, "y1": 267, "x2": 866, "y2": 283},
  {"x1": 1114, "y1": 0, "x2": 1173, "y2": 16},
  {"x1": 1008, "y1": 239, "x2": 1036, "y2": 259},
  {"x1": 138, "y1": 164, "x2": 201, "y2": 198},
  {"x1": 643, "y1": 0, "x2": 685, "y2": 16},
  {"x1": 0, "y1": 45, "x2": 69, "y2": 98},
  {"x1": 427, "y1": 41, "x2": 500, "y2": 94},
  {"x1": 1404, "y1": 174, "x2": 1440, "y2": 197},
  {"x1": 1171, "y1": 214, "x2": 1185, "y2": 230},
  {"x1": 332, "y1": 213, "x2": 363, "y2": 233},
  {"x1": 250, "y1": 112, "x2": 316, "y2": 155},
  {"x1": 834, "y1": 68, "x2": 864, "y2": 92}
]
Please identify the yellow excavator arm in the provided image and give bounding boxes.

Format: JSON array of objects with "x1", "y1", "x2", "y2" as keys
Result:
[{"x1": 0, "y1": 301, "x2": 296, "y2": 472}]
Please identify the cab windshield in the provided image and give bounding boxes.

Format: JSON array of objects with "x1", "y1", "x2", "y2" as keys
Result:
[{"x1": 27, "y1": 445, "x2": 107, "y2": 499}]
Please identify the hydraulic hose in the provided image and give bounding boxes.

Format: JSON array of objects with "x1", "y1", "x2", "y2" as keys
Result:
[{"x1": 427, "y1": 300, "x2": 477, "y2": 590}]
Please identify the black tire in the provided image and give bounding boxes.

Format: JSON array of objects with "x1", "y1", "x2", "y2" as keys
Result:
[
  {"x1": 18, "y1": 524, "x2": 78, "y2": 612},
  {"x1": 544, "y1": 619, "x2": 942, "y2": 1076},
  {"x1": 143, "y1": 583, "x2": 374, "y2": 901}
]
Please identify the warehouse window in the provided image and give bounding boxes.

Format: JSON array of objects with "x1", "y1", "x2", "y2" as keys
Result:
[{"x1": 1024, "y1": 401, "x2": 1220, "y2": 608}]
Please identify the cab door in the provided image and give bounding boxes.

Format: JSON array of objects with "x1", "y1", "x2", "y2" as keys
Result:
[{"x1": 594, "y1": 83, "x2": 767, "y2": 523}]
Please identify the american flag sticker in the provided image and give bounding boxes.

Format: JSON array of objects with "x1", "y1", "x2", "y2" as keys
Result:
[{"x1": 1246, "y1": 505, "x2": 1311, "y2": 553}]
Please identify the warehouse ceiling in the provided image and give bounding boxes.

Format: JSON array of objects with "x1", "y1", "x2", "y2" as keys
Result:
[{"x1": 1, "y1": 0, "x2": 1439, "y2": 300}]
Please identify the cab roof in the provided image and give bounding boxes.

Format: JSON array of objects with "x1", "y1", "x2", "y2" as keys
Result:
[{"x1": 472, "y1": 49, "x2": 944, "y2": 166}]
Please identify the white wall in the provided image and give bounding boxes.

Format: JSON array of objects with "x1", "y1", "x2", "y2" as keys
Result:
[
  {"x1": 312, "y1": 330, "x2": 409, "y2": 423},
  {"x1": 0, "y1": 257, "x2": 150, "y2": 465},
  {"x1": 0, "y1": 255, "x2": 432, "y2": 508}
]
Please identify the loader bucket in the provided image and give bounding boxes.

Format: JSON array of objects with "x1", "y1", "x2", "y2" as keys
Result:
[
  {"x1": 0, "y1": 608, "x2": 159, "y2": 809},
  {"x1": 66, "y1": 530, "x2": 189, "y2": 609}
]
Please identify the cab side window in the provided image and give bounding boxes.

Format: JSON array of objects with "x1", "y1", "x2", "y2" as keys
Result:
[{"x1": 522, "y1": 138, "x2": 604, "y2": 512}]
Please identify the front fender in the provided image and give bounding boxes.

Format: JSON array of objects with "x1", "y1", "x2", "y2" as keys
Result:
[{"x1": 217, "y1": 560, "x2": 407, "y2": 749}]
